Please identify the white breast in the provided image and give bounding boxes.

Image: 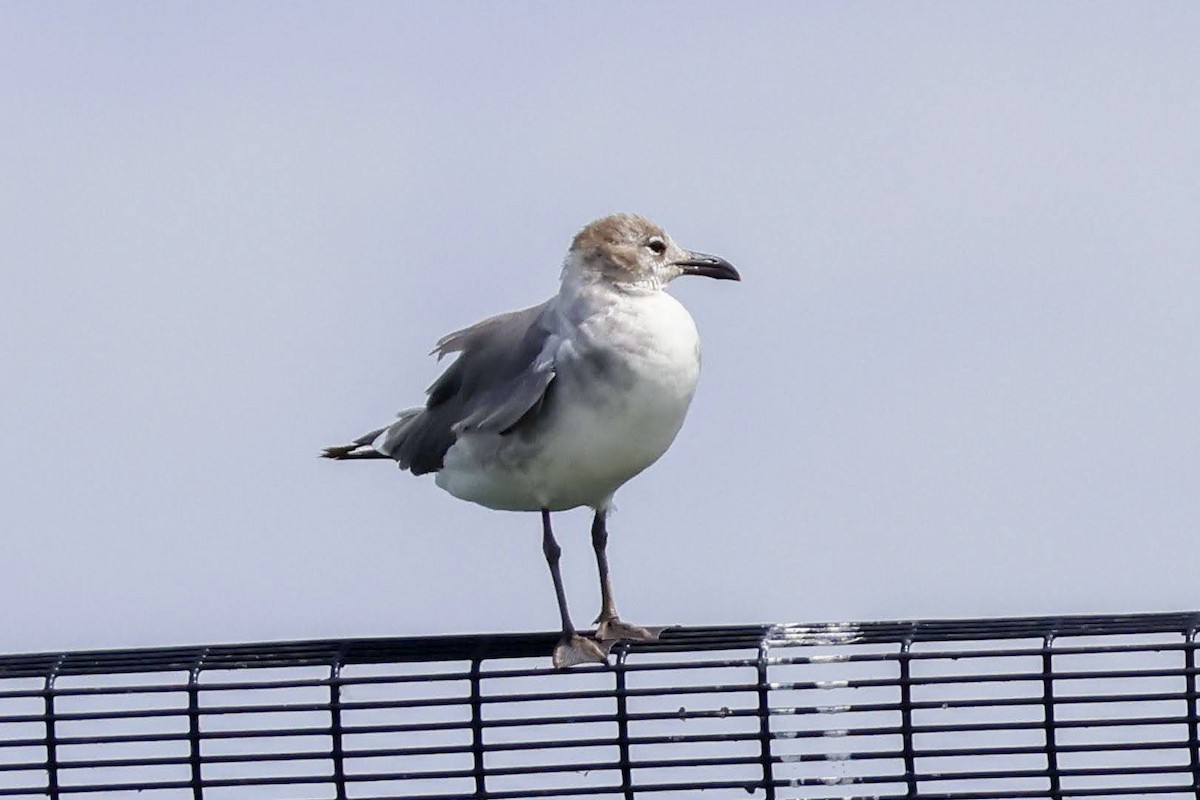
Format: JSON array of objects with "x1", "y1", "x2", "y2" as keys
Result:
[{"x1": 542, "y1": 291, "x2": 701, "y2": 503}]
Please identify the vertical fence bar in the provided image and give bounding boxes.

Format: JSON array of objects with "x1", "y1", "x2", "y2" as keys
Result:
[
  {"x1": 1042, "y1": 634, "x2": 1062, "y2": 800},
  {"x1": 470, "y1": 657, "x2": 487, "y2": 799},
  {"x1": 187, "y1": 650, "x2": 207, "y2": 800},
  {"x1": 43, "y1": 655, "x2": 64, "y2": 800},
  {"x1": 614, "y1": 646, "x2": 634, "y2": 800},
  {"x1": 898, "y1": 638, "x2": 917, "y2": 798},
  {"x1": 1185, "y1": 626, "x2": 1200, "y2": 799},
  {"x1": 330, "y1": 659, "x2": 347, "y2": 800},
  {"x1": 756, "y1": 640, "x2": 775, "y2": 799}
]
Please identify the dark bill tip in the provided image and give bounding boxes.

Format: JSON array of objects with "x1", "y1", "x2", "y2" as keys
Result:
[{"x1": 673, "y1": 251, "x2": 741, "y2": 282}]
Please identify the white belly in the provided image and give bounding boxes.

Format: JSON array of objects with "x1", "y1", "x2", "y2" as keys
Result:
[{"x1": 436, "y1": 291, "x2": 702, "y2": 511}]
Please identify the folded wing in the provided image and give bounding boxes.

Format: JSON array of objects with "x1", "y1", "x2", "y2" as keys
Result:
[{"x1": 372, "y1": 301, "x2": 559, "y2": 475}]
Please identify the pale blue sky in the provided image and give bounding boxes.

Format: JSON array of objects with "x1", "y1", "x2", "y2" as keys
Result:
[{"x1": 2, "y1": 2, "x2": 1197, "y2": 654}]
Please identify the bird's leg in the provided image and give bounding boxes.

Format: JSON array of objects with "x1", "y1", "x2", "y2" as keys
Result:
[
  {"x1": 591, "y1": 510, "x2": 661, "y2": 643},
  {"x1": 591, "y1": 509, "x2": 619, "y2": 625},
  {"x1": 542, "y1": 509, "x2": 609, "y2": 668},
  {"x1": 543, "y1": 509, "x2": 576, "y2": 636}
]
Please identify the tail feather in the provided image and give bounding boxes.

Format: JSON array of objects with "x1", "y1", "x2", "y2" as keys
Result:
[
  {"x1": 323, "y1": 407, "x2": 432, "y2": 469},
  {"x1": 321, "y1": 426, "x2": 388, "y2": 460}
]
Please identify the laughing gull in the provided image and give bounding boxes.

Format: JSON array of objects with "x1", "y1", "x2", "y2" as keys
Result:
[{"x1": 323, "y1": 213, "x2": 740, "y2": 666}]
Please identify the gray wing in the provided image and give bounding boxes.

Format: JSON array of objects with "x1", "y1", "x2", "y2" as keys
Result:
[{"x1": 374, "y1": 300, "x2": 559, "y2": 475}]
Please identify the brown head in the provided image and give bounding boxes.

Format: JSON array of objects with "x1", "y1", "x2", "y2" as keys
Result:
[{"x1": 563, "y1": 213, "x2": 740, "y2": 289}]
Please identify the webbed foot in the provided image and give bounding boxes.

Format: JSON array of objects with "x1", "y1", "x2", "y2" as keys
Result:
[
  {"x1": 552, "y1": 633, "x2": 613, "y2": 668},
  {"x1": 595, "y1": 617, "x2": 663, "y2": 642}
]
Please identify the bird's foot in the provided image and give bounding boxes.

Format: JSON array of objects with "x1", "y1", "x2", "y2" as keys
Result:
[
  {"x1": 595, "y1": 617, "x2": 663, "y2": 643},
  {"x1": 552, "y1": 633, "x2": 613, "y2": 668}
]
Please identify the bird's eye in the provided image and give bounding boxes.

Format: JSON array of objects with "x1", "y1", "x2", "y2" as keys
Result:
[{"x1": 646, "y1": 237, "x2": 667, "y2": 255}]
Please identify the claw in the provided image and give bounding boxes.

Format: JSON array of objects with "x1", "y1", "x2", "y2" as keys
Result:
[
  {"x1": 552, "y1": 633, "x2": 613, "y2": 668},
  {"x1": 595, "y1": 618, "x2": 663, "y2": 642}
]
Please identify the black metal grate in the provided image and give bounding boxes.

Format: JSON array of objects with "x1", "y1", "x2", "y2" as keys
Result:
[{"x1": 2, "y1": 611, "x2": 1200, "y2": 799}]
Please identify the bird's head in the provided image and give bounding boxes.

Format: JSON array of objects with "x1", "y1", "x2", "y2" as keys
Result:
[{"x1": 563, "y1": 213, "x2": 740, "y2": 290}]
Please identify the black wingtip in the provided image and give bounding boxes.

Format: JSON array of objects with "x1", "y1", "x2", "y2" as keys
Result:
[{"x1": 322, "y1": 444, "x2": 390, "y2": 460}]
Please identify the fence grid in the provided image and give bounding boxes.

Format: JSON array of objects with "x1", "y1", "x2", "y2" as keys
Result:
[{"x1": 1, "y1": 611, "x2": 1199, "y2": 799}]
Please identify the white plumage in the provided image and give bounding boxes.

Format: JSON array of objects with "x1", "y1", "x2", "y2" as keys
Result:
[{"x1": 437, "y1": 282, "x2": 702, "y2": 512}]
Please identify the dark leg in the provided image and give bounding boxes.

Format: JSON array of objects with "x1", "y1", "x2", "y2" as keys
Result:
[
  {"x1": 590, "y1": 509, "x2": 662, "y2": 643},
  {"x1": 542, "y1": 509, "x2": 608, "y2": 668},
  {"x1": 543, "y1": 508, "x2": 575, "y2": 637},
  {"x1": 591, "y1": 510, "x2": 619, "y2": 624}
]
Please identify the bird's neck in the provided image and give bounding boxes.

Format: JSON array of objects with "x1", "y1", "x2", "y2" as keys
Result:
[{"x1": 559, "y1": 260, "x2": 663, "y2": 300}]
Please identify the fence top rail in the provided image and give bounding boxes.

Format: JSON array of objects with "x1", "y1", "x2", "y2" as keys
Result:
[{"x1": 2, "y1": 610, "x2": 1198, "y2": 680}]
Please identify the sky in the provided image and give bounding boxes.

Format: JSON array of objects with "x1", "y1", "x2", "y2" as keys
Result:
[{"x1": 1, "y1": 2, "x2": 1198, "y2": 656}]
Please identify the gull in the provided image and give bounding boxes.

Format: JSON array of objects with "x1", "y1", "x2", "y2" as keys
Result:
[{"x1": 323, "y1": 213, "x2": 740, "y2": 667}]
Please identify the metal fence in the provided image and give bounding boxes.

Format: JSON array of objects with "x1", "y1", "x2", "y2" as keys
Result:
[{"x1": 1, "y1": 611, "x2": 1199, "y2": 799}]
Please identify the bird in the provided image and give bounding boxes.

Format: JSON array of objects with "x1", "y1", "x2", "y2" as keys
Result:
[{"x1": 323, "y1": 213, "x2": 740, "y2": 667}]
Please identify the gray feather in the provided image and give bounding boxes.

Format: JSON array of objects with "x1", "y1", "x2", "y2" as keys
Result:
[{"x1": 373, "y1": 301, "x2": 559, "y2": 475}]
